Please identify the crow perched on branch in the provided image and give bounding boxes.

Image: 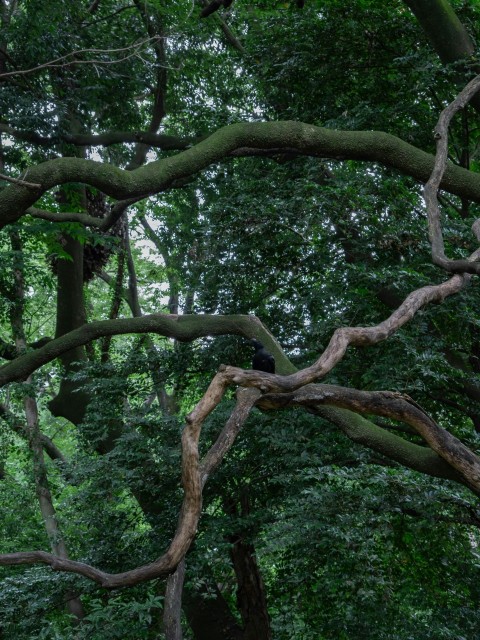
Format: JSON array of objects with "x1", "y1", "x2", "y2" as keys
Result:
[{"x1": 250, "y1": 340, "x2": 275, "y2": 373}]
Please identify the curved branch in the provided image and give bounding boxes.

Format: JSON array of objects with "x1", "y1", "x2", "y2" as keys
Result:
[
  {"x1": 1, "y1": 276, "x2": 476, "y2": 581},
  {"x1": 0, "y1": 273, "x2": 467, "y2": 395},
  {"x1": 0, "y1": 122, "x2": 200, "y2": 149},
  {"x1": 3, "y1": 121, "x2": 480, "y2": 228},
  {"x1": 217, "y1": 273, "x2": 470, "y2": 392},
  {"x1": 314, "y1": 405, "x2": 466, "y2": 483},
  {"x1": 0, "y1": 357, "x2": 259, "y2": 587},
  {"x1": 258, "y1": 384, "x2": 480, "y2": 493},
  {"x1": 0, "y1": 314, "x2": 265, "y2": 386},
  {"x1": 425, "y1": 74, "x2": 480, "y2": 273}
]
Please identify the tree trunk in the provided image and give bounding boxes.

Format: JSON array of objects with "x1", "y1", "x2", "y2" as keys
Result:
[
  {"x1": 229, "y1": 537, "x2": 271, "y2": 640},
  {"x1": 9, "y1": 232, "x2": 85, "y2": 623},
  {"x1": 163, "y1": 560, "x2": 186, "y2": 640},
  {"x1": 223, "y1": 491, "x2": 272, "y2": 640},
  {"x1": 48, "y1": 232, "x2": 90, "y2": 424},
  {"x1": 183, "y1": 580, "x2": 243, "y2": 640}
]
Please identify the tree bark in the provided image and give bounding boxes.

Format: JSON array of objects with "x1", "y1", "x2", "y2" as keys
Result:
[
  {"x1": 9, "y1": 232, "x2": 85, "y2": 623},
  {"x1": 229, "y1": 537, "x2": 271, "y2": 640},
  {"x1": 405, "y1": 0, "x2": 476, "y2": 63},
  {"x1": 224, "y1": 490, "x2": 271, "y2": 640},
  {"x1": 6, "y1": 122, "x2": 480, "y2": 228},
  {"x1": 163, "y1": 560, "x2": 186, "y2": 640},
  {"x1": 48, "y1": 232, "x2": 90, "y2": 424},
  {"x1": 404, "y1": 0, "x2": 480, "y2": 111},
  {"x1": 183, "y1": 580, "x2": 243, "y2": 640}
]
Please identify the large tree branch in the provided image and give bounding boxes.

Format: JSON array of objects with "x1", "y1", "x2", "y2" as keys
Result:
[
  {"x1": 178, "y1": 363, "x2": 480, "y2": 493},
  {"x1": 1, "y1": 275, "x2": 477, "y2": 582},
  {"x1": 258, "y1": 384, "x2": 479, "y2": 493},
  {"x1": 7, "y1": 337, "x2": 475, "y2": 586},
  {"x1": 404, "y1": 0, "x2": 476, "y2": 64},
  {"x1": 0, "y1": 314, "x2": 268, "y2": 386},
  {"x1": 404, "y1": 0, "x2": 480, "y2": 111},
  {"x1": 3, "y1": 121, "x2": 480, "y2": 228},
  {"x1": 0, "y1": 272, "x2": 468, "y2": 393},
  {"x1": 315, "y1": 405, "x2": 465, "y2": 482},
  {"x1": 214, "y1": 274, "x2": 470, "y2": 393}
]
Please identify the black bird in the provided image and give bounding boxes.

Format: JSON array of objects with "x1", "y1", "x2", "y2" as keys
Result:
[{"x1": 251, "y1": 340, "x2": 275, "y2": 373}]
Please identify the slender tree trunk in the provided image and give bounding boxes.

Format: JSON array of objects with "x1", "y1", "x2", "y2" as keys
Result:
[
  {"x1": 101, "y1": 246, "x2": 126, "y2": 362},
  {"x1": 124, "y1": 220, "x2": 178, "y2": 413},
  {"x1": 23, "y1": 384, "x2": 85, "y2": 623},
  {"x1": 163, "y1": 559, "x2": 186, "y2": 640},
  {"x1": 9, "y1": 232, "x2": 85, "y2": 623}
]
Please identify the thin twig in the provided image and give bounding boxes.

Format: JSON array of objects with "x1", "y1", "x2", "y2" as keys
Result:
[
  {"x1": 0, "y1": 172, "x2": 41, "y2": 188},
  {"x1": 0, "y1": 36, "x2": 165, "y2": 79}
]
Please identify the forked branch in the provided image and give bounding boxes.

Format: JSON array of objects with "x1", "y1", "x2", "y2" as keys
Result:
[{"x1": 0, "y1": 384, "x2": 259, "y2": 586}]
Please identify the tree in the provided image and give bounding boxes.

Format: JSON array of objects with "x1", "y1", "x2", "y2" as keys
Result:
[{"x1": 2, "y1": 0, "x2": 480, "y2": 637}]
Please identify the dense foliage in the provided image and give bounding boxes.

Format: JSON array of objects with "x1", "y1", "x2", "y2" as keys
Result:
[{"x1": 2, "y1": 0, "x2": 480, "y2": 638}]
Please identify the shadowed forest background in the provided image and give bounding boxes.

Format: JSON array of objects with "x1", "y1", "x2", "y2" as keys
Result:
[{"x1": 2, "y1": 0, "x2": 480, "y2": 638}]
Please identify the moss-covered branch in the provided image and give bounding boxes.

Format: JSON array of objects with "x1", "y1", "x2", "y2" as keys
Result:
[
  {"x1": 404, "y1": 0, "x2": 480, "y2": 112},
  {"x1": 0, "y1": 273, "x2": 475, "y2": 499},
  {"x1": 0, "y1": 313, "x2": 265, "y2": 386},
  {"x1": 404, "y1": 0, "x2": 476, "y2": 64},
  {"x1": 314, "y1": 406, "x2": 466, "y2": 483},
  {"x1": 3, "y1": 121, "x2": 480, "y2": 228},
  {"x1": 258, "y1": 386, "x2": 475, "y2": 491}
]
